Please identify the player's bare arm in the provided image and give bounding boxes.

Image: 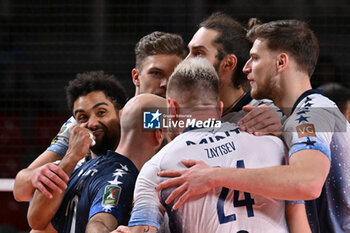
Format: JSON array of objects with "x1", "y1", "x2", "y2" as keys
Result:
[
  {"x1": 86, "y1": 212, "x2": 118, "y2": 233},
  {"x1": 157, "y1": 150, "x2": 330, "y2": 210},
  {"x1": 238, "y1": 104, "x2": 282, "y2": 136},
  {"x1": 285, "y1": 203, "x2": 311, "y2": 233},
  {"x1": 13, "y1": 151, "x2": 69, "y2": 201},
  {"x1": 29, "y1": 222, "x2": 57, "y2": 233},
  {"x1": 13, "y1": 117, "x2": 76, "y2": 201},
  {"x1": 112, "y1": 225, "x2": 158, "y2": 233},
  {"x1": 27, "y1": 126, "x2": 94, "y2": 230}
]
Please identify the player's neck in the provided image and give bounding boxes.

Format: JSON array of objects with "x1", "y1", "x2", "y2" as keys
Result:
[
  {"x1": 116, "y1": 135, "x2": 154, "y2": 171},
  {"x1": 134, "y1": 88, "x2": 140, "y2": 96},
  {"x1": 181, "y1": 107, "x2": 221, "y2": 124},
  {"x1": 275, "y1": 73, "x2": 312, "y2": 116},
  {"x1": 221, "y1": 87, "x2": 246, "y2": 116}
]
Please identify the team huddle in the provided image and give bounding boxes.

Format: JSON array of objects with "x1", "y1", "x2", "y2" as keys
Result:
[{"x1": 13, "y1": 12, "x2": 350, "y2": 233}]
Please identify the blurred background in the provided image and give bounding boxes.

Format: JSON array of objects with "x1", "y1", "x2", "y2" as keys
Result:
[{"x1": 0, "y1": 0, "x2": 349, "y2": 232}]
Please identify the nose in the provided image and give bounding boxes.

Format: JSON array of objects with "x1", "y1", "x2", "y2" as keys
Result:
[
  {"x1": 243, "y1": 59, "x2": 252, "y2": 75},
  {"x1": 81, "y1": 115, "x2": 99, "y2": 130},
  {"x1": 186, "y1": 52, "x2": 193, "y2": 59},
  {"x1": 160, "y1": 77, "x2": 168, "y2": 88}
]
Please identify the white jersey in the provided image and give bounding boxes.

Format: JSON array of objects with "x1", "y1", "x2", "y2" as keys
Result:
[
  {"x1": 46, "y1": 116, "x2": 77, "y2": 157},
  {"x1": 221, "y1": 92, "x2": 285, "y2": 124},
  {"x1": 129, "y1": 122, "x2": 289, "y2": 233},
  {"x1": 282, "y1": 89, "x2": 350, "y2": 232}
]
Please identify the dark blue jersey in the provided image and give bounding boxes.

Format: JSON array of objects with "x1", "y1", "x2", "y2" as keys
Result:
[{"x1": 51, "y1": 150, "x2": 138, "y2": 233}]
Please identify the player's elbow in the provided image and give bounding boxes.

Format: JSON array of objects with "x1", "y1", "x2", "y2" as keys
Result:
[
  {"x1": 13, "y1": 170, "x2": 32, "y2": 202},
  {"x1": 27, "y1": 209, "x2": 49, "y2": 230},
  {"x1": 13, "y1": 189, "x2": 23, "y2": 202},
  {"x1": 13, "y1": 187, "x2": 30, "y2": 202},
  {"x1": 295, "y1": 178, "x2": 323, "y2": 200},
  {"x1": 27, "y1": 217, "x2": 48, "y2": 230},
  {"x1": 28, "y1": 219, "x2": 45, "y2": 230},
  {"x1": 13, "y1": 175, "x2": 23, "y2": 202}
]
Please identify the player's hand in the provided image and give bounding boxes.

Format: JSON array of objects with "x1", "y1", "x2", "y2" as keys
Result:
[
  {"x1": 157, "y1": 159, "x2": 215, "y2": 210},
  {"x1": 65, "y1": 126, "x2": 95, "y2": 162},
  {"x1": 31, "y1": 163, "x2": 69, "y2": 199},
  {"x1": 112, "y1": 225, "x2": 131, "y2": 233},
  {"x1": 238, "y1": 104, "x2": 282, "y2": 136}
]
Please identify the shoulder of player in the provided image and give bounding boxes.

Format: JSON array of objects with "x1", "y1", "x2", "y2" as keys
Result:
[
  {"x1": 92, "y1": 154, "x2": 139, "y2": 179},
  {"x1": 256, "y1": 134, "x2": 285, "y2": 150},
  {"x1": 249, "y1": 98, "x2": 273, "y2": 106},
  {"x1": 296, "y1": 93, "x2": 335, "y2": 109}
]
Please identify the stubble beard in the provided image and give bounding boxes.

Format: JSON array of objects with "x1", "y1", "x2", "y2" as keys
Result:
[
  {"x1": 251, "y1": 73, "x2": 278, "y2": 101},
  {"x1": 91, "y1": 123, "x2": 120, "y2": 156}
]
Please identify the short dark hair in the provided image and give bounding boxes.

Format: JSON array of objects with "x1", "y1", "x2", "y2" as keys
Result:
[
  {"x1": 134, "y1": 31, "x2": 186, "y2": 70},
  {"x1": 200, "y1": 12, "x2": 252, "y2": 90},
  {"x1": 247, "y1": 19, "x2": 319, "y2": 77},
  {"x1": 66, "y1": 71, "x2": 127, "y2": 112}
]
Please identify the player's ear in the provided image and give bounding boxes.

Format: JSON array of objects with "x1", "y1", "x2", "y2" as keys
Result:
[
  {"x1": 218, "y1": 101, "x2": 224, "y2": 118},
  {"x1": 117, "y1": 108, "x2": 123, "y2": 119},
  {"x1": 168, "y1": 98, "x2": 179, "y2": 121},
  {"x1": 153, "y1": 129, "x2": 164, "y2": 148},
  {"x1": 132, "y1": 68, "x2": 141, "y2": 87},
  {"x1": 222, "y1": 54, "x2": 237, "y2": 72},
  {"x1": 276, "y1": 53, "x2": 288, "y2": 72}
]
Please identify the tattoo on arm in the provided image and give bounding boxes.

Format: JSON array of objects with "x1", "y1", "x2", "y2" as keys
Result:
[{"x1": 143, "y1": 226, "x2": 149, "y2": 232}]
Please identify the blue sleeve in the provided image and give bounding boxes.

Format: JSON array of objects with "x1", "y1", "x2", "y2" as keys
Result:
[
  {"x1": 88, "y1": 169, "x2": 135, "y2": 225},
  {"x1": 128, "y1": 204, "x2": 162, "y2": 229},
  {"x1": 288, "y1": 136, "x2": 331, "y2": 161},
  {"x1": 46, "y1": 141, "x2": 68, "y2": 157},
  {"x1": 285, "y1": 200, "x2": 305, "y2": 205}
]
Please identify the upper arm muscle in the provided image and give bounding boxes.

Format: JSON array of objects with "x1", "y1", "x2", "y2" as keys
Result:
[{"x1": 86, "y1": 212, "x2": 118, "y2": 233}]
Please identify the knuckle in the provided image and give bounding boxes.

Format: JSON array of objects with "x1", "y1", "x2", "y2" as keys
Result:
[
  {"x1": 258, "y1": 121, "x2": 266, "y2": 128},
  {"x1": 47, "y1": 172, "x2": 56, "y2": 180}
]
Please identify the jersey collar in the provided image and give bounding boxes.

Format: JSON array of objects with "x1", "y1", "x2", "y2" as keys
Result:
[
  {"x1": 291, "y1": 89, "x2": 323, "y2": 114},
  {"x1": 230, "y1": 92, "x2": 252, "y2": 112}
]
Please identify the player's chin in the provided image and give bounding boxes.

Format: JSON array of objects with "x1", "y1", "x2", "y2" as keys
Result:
[
  {"x1": 93, "y1": 135, "x2": 104, "y2": 147},
  {"x1": 250, "y1": 87, "x2": 258, "y2": 99}
]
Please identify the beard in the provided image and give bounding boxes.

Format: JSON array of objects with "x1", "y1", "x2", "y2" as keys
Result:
[
  {"x1": 251, "y1": 71, "x2": 278, "y2": 101},
  {"x1": 90, "y1": 123, "x2": 120, "y2": 156}
]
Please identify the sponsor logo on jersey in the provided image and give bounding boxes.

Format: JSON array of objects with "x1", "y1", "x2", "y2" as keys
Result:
[
  {"x1": 102, "y1": 185, "x2": 121, "y2": 206},
  {"x1": 143, "y1": 110, "x2": 161, "y2": 129},
  {"x1": 296, "y1": 123, "x2": 316, "y2": 138},
  {"x1": 50, "y1": 125, "x2": 68, "y2": 145},
  {"x1": 50, "y1": 136, "x2": 58, "y2": 145}
]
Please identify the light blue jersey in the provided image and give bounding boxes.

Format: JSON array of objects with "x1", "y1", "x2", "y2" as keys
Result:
[
  {"x1": 282, "y1": 89, "x2": 350, "y2": 233},
  {"x1": 46, "y1": 116, "x2": 77, "y2": 157}
]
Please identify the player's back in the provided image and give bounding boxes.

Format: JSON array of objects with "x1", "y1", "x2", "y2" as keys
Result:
[{"x1": 159, "y1": 122, "x2": 288, "y2": 233}]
